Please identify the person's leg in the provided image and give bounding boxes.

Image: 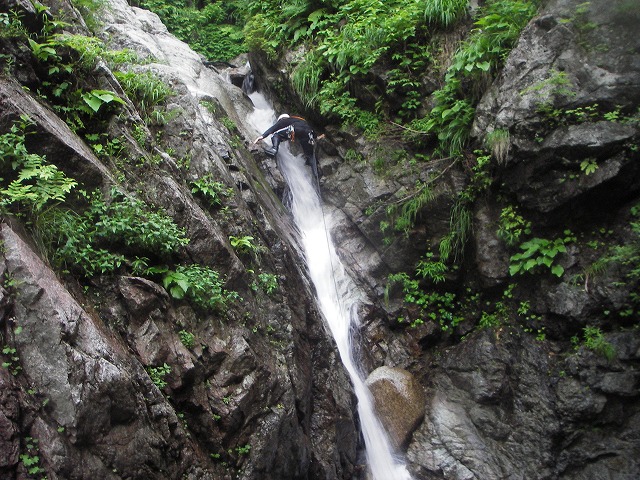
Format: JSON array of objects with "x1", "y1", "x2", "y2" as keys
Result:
[{"x1": 264, "y1": 134, "x2": 282, "y2": 156}]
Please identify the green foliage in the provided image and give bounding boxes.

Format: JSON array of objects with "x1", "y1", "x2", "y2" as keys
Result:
[
  {"x1": 485, "y1": 129, "x2": 510, "y2": 164},
  {"x1": 38, "y1": 188, "x2": 189, "y2": 276},
  {"x1": 250, "y1": 271, "x2": 279, "y2": 295},
  {"x1": 113, "y1": 70, "x2": 173, "y2": 120},
  {"x1": 439, "y1": 200, "x2": 473, "y2": 263},
  {"x1": 79, "y1": 89, "x2": 125, "y2": 113},
  {"x1": 509, "y1": 230, "x2": 576, "y2": 277},
  {"x1": 148, "y1": 363, "x2": 171, "y2": 389},
  {"x1": 497, "y1": 205, "x2": 531, "y2": 246},
  {"x1": 582, "y1": 205, "x2": 640, "y2": 308},
  {"x1": 386, "y1": 181, "x2": 436, "y2": 234},
  {"x1": 0, "y1": 115, "x2": 77, "y2": 213},
  {"x1": 69, "y1": 0, "x2": 106, "y2": 31},
  {"x1": 178, "y1": 329, "x2": 195, "y2": 349},
  {"x1": 573, "y1": 326, "x2": 615, "y2": 360},
  {"x1": 0, "y1": 10, "x2": 27, "y2": 38},
  {"x1": 416, "y1": 252, "x2": 448, "y2": 284},
  {"x1": 423, "y1": 0, "x2": 469, "y2": 27},
  {"x1": 291, "y1": 53, "x2": 324, "y2": 108},
  {"x1": 521, "y1": 69, "x2": 575, "y2": 101},
  {"x1": 20, "y1": 437, "x2": 45, "y2": 476},
  {"x1": 413, "y1": 0, "x2": 537, "y2": 155},
  {"x1": 156, "y1": 264, "x2": 238, "y2": 311},
  {"x1": 439, "y1": 151, "x2": 492, "y2": 262},
  {"x1": 139, "y1": 0, "x2": 246, "y2": 61},
  {"x1": 191, "y1": 175, "x2": 233, "y2": 206},
  {"x1": 235, "y1": 444, "x2": 251, "y2": 456},
  {"x1": 1, "y1": 345, "x2": 22, "y2": 376},
  {"x1": 54, "y1": 33, "x2": 139, "y2": 70},
  {"x1": 580, "y1": 158, "x2": 598, "y2": 175},
  {"x1": 387, "y1": 271, "x2": 463, "y2": 332},
  {"x1": 230, "y1": 235, "x2": 261, "y2": 255}
]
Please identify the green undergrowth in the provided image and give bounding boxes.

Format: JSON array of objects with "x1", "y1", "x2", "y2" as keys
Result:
[{"x1": 137, "y1": 0, "x2": 246, "y2": 61}]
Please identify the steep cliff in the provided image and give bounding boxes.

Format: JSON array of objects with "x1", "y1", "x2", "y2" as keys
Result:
[
  {"x1": 0, "y1": 0, "x2": 359, "y2": 478},
  {"x1": 1, "y1": 0, "x2": 639, "y2": 479}
]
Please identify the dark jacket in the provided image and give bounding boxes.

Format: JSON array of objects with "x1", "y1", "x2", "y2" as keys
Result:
[{"x1": 261, "y1": 116, "x2": 314, "y2": 141}]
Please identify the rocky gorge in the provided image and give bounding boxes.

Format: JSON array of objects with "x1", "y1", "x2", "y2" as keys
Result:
[{"x1": 0, "y1": 0, "x2": 639, "y2": 479}]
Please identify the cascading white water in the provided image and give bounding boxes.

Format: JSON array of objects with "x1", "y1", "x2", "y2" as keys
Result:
[{"x1": 247, "y1": 92, "x2": 412, "y2": 480}]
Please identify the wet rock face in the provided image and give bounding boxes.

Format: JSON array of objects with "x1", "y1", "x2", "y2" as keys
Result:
[{"x1": 473, "y1": 0, "x2": 640, "y2": 217}]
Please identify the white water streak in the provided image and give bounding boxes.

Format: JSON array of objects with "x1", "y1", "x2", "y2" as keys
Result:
[{"x1": 248, "y1": 93, "x2": 411, "y2": 480}]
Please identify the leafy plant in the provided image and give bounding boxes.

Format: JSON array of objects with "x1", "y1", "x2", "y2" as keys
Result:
[
  {"x1": 235, "y1": 444, "x2": 251, "y2": 456},
  {"x1": 178, "y1": 330, "x2": 195, "y2": 349},
  {"x1": 0, "y1": 10, "x2": 27, "y2": 38},
  {"x1": 509, "y1": 230, "x2": 576, "y2": 277},
  {"x1": 497, "y1": 205, "x2": 531, "y2": 246},
  {"x1": 415, "y1": 252, "x2": 448, "y2": 284},
  {"x1": 156, "y1": 264, "x2": 238, "y2": 311},
  {"x1": 1, "y1": 345, "x2": 22, "y2": 376},
  {"x1": 191, "y1": 175, "x2": 233, "y2": 206},
  {"x1": 20, "y1": 437, "x2": 45, "y2": 476},
  {"x1": 230, "y1": 235, "x2": 261, "y2": 255},
  {"x1": 148, "y1": 363, "x2": 171, "y2": 389},
  {"x1": 113, "y1": 70, "x2": 173, "y2": 121},
  {"x1": 386, "y1": 271, "x2": 462, "y2": 332},
  {"x1": 38, "y1": 188, "x2": 189, "y2": 276},
  {"x1": 580, "y1": 158, "x2": 598, "y2": 175},
  {"x1": 250, "y1": 271, "x2": 279, "y2": 295},
  {"x1": 79, "y1": 89, "x2": 125, "y2": 113},
  {"x1": 577, "y1": 326, "x2": 615, "y2": 360},
  {"x1": 0, "y1": 115, "x2": 77, "y2": 213}
]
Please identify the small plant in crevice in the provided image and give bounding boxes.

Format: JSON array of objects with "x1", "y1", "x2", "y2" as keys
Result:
[
  {"x1": 235, "y1": 444, "x2": 251, "y2": 456},
  {"x1": 1, "y1": 345, "x2": 22, "y2": 376},
  {"x1": 178, "y1": 329, "x2": 195, "y2": 349},
  {"x1": 521, "y1": 69, "x2": 576, "y2": 109},
  {"x1": 497, "y1": 204, "x2": 531, "y2": 247},
  {"x1": 580, "y1": 158, "x2": 598, "y2": 175},
  {"x1": 385, "y1": 180, "x2": 436, "y2": 235},
  {"x1": 150, "y1": 264, "x2": 239, "y2": 312},
  {"x1": 438, "y1": 151, "x2": 492, "y2": 264},
  {"x1": 20, "y1": 437, "x2": 46, "y2": 477},
  {"x1": 229, "y1": 235, "x2": 262, "y2": 257},
  {"x1": 509, "y1": 230, "x2": 576, "y2": 278},
  {"x1": 191, "y1": 175, "x2": 233, "y2": 207},
  {"x1": 572, "y1": 326, "x2": 615, "y2": 360},
  {"x1": 485, "y1": 129, "x2": 510, "y2": 165},
  {"x1": 147, "y1": 363, "x2": 171, "y2": 389},
  {"x1": 249, "y1": 270, "x2": 279, "y2": 295}
]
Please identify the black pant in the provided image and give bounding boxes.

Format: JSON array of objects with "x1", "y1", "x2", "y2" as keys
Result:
[{"x1": 272, "y1": 130, "x2": 319, "y2": 177}]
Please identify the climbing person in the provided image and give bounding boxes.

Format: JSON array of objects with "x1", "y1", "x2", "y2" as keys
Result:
[{"x1": 253, "y1": 114, "x2": 324, "y2": 179}]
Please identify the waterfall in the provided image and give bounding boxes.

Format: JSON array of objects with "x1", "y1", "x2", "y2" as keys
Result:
[{"x1": 247, "y1": 92, "x2": 412, "y2": 480}]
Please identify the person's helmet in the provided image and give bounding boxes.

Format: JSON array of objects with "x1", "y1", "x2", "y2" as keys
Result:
[{"x1": 278, "y1": 114, "x2": 290, "y2": 121}]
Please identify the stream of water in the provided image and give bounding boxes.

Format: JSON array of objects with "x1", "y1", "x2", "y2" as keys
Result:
[{"x1": 247, "y1": 92, "x2": 412, "y2": 480}]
